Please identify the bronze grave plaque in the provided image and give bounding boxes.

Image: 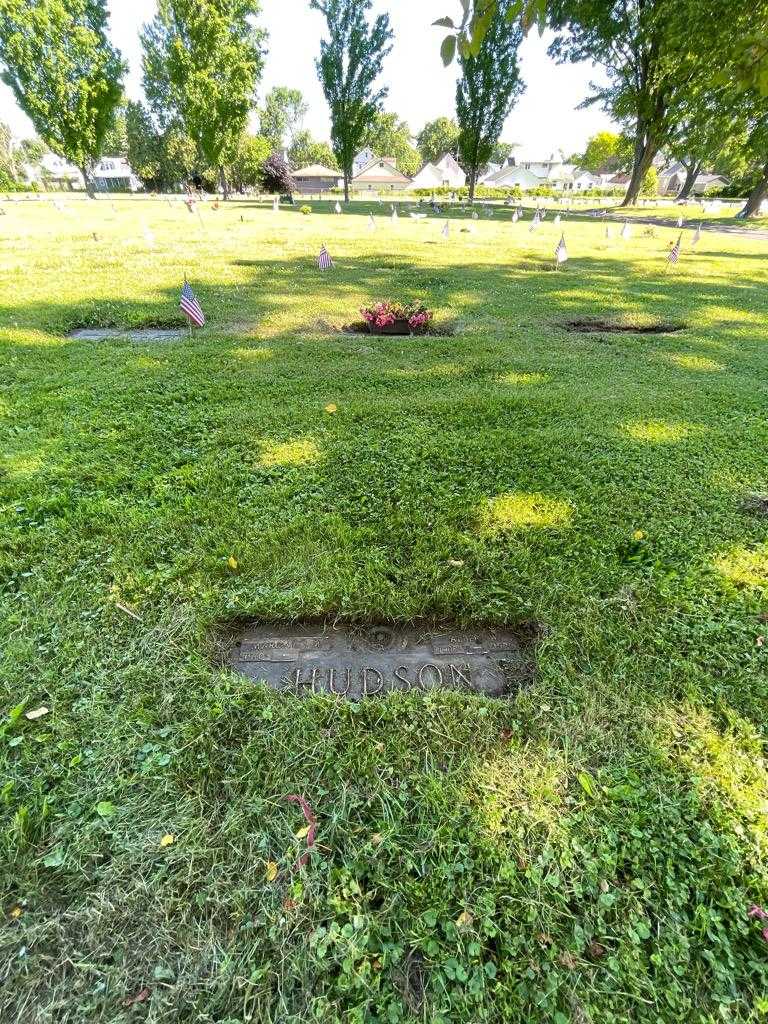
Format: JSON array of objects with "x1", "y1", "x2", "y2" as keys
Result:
[{"x1": 229, "y1": 622, "x2": 536, "y2": 700}]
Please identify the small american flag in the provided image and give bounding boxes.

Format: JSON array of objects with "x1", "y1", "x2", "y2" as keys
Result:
[
  {"x1": 554, "y1": 214, "x2": 561, "y2": 226},
  {"x1": 334, "y1": 201, "x2": 342, "y2": 214},
  {"x1": 368, "y1": 213, "x2": 376, "y2": 231},
  {"x1": 668, "y1": 232, "x2": 682, "y2": 264},
  {"x1": 442, "y1": 220, "x2": 450, "y2": 238},
  {"x1": 555, "y1": 234, "x2": 568, "y2": 264},
  {"x1": 512, "y1": 211, "x2": 518, "y2": 223},
  {"x1": 318, "y1": 244, "x2": 333, "y2": 270},
  {"x1": 180, "y1": 280, "x2": 205, "y2": 327},
  {"x1": 621, "y1": 220, "x2": 631, "y2": 240},
  {"x1": 692, "y1": 222, "x2": 702, "y2": 245}
]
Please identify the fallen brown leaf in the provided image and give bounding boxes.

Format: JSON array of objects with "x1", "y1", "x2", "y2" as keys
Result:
[{"x1": 124, "y1": 988, "x2": 150, "y2": 1007}]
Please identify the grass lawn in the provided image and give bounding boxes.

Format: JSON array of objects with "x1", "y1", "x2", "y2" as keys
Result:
[{"x1": 2, "y1": 195, "x2": 768, "y2": 1023}]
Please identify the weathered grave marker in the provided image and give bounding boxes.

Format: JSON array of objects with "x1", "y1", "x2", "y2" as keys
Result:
[{"x1": 229, "y1": 622, "x2": 536, "y2": 700}]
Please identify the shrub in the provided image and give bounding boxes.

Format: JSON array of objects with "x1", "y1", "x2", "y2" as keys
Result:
[
  {"x1": 300, "y1": 205, "x2": 311, "y2": 215},
  {"x1": 261, "y1": 153, "x2": 296, "y2": 195}
]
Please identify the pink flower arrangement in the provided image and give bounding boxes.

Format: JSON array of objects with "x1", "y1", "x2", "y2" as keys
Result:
[{"x1": 360, "y1": 301, "x2": 434, "y2": 333}]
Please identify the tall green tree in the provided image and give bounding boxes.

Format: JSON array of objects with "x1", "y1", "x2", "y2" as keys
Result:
[
  {"x1": 125, "y1": 99, "x2": 198, "y2": 192},
  {"x1": 667, "y1": 90, "x2": 747, "y2": 200},
  {"x1": 416, "y1": 116, "x2": 461, "y2": 165},
  {"x1": 0, "y1": 0, "x2": 125, "y2": 195},
  {"x1": 437, "y1": 0, "x2": 768, "y2": 102},
  {"x1": 228, "y1": 132, "x2": 271, "y2": 190},
  {"x1": 310, "y1": 0, "x2": 393, "y2": 202},
  {"x1": 102, "y1": 101, "x2": 128, "y2": 157},
  {"x1": 456, "y1": 0, "x2": 524, "y2": 203},
  {"x1": 578, "y1": 131, "x2": 631, "y2": 175},
  {"x1": 288, "y1": 130, "x2": 339, "y2": 170},
  {"x1": 362, "y1": 111, "x2": 420, "y2": 177},
  {"x1": 260, "y1": 87, "x2": 308, "y2": 150},
  {"x1": 548, "y1": 0, "x2": 761, "y2": 207},
  {"x1": 140, "y1": 0, "x2": 267, "y2": 198}
]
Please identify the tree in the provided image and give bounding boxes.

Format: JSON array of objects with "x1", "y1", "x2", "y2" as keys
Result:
[
  {"x1": 547, "y1": 0, "x2": 731, "y2": 207},
  {"x1": 491, "y1": 141, "x2": 515, "y2": 164},
  {"x1": 665, "y1": 87, "x2": 747, "y2": 200},
  {"x1": 456, "y1": 0, "x2": 524, "y2": 203},
  {"x1": 436, "y1": 0, "x2": 768, "y2": 102},
  {"x1": 0, "y1": 121, "x2": 17, "y2": 184},
  {"x1": 310, "y1": 0, "x2": 393, "y2": 202},
  {"x1": 640, "y1": 166, "x2": 658, "y2": 196},
  {"x1": 288, "y1": 130, "x2": 339, "y2": 170},
  {"x1": 417, "y1": 116, "x2": 460, "y2": 165},
  {"x1": 228, "y1": 133, "x2": 271, "y2": 191},
  {"x1": 103, "y1": 101, "x2": 128, "y2": 156},
  {"x1": 260, "y1": 87, "x2": 308, "y2": 150},
  {"x1": 140, "y1": 0, "x2": 267, "y2": 198},
  {"x1": 578, "y1": 131, "x2": 631, "y2": 174},
  {"x1": 0, "y1": 0, "x2": 125, "y2": 195},
  {"x1": 125, "y1": 99, "x2": 199, "y2": 191},
  {"x1": 261, "y1": 152, "x2": 296, "y2": 193},
  {"x1": 362, "y1": 111, "x2": 420, "y2": 177}
]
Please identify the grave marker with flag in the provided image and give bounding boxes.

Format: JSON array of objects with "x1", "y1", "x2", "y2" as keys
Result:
[
  {"x1": 555, "y1": 234, "x2": 568, "y2": 266},
  {"x1": 180, "y1": 280, "x2": 205, "y2": 328},
  {"x1": 667, "y1": 232, "x2": 682, "y2": 265}
]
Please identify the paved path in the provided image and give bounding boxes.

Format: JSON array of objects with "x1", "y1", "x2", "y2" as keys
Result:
[{"x1": 561, "y1": 208, "x2": 768, "y2": 241}]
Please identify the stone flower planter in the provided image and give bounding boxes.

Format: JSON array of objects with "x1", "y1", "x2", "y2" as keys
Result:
[{"x1": 368, "y1": 318, "x2": 412, "y2": 336}]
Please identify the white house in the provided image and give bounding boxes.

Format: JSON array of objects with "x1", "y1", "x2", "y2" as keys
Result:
[
  {"x1": 411, "y1": 153, "x2": 466, "y2": 189},
  {"x1": 351, "y1": 157, "x2": 412, "y2": 191},
  {"x1": 353, "y1": 148, "x2": 376, "y2": 175},
  {"x1": 480, "y1": 164, "x2": 543, "y2": 190},
  {"x1": 92, "y1": 157, "x2": 140, "y2": 192},
  {"x1": 23, "y1": 152, "x2": 84, "y2": 189},
  {"x1": 571, "y1": 169, "x2": 604, "y2": 191}
]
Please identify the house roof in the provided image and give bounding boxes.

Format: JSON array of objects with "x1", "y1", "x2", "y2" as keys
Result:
[
  {"x1": 293, "y1": 164, "x2": 341, "y2": 178},
  {"x1": 353, "y1": 158, "x2": 411, "y2": 183},
  {"x1": 608, "y1": 173, "x2": 631, "y2": 184}
]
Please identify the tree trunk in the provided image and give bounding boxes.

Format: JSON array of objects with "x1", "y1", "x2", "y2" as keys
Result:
[
  {"x1": 741, "y1": 161, "x2": 768, "y2": 218},
  {"x1": 677, "y1": 160, "x2": 702, "y2": 201},
  {"x1": 468, "y1": 169, "x2": 476, "y2": 205},
  {"x1": 219, "y1": 166, "x2": 230, "y2": 200},
  {"x1": 620, "y1": 129, "x2": 658, "y2": 207},
  {"x1": 343, "y1": 170, "x2": 350, "y2": 203},
  {"x1": 79, "y1": 164, "x2": 95, "y2": 198}
]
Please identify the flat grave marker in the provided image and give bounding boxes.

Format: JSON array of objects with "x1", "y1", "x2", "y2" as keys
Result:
[{"x1": 229, "y1": 621, "x2": 537, "y2": 700}]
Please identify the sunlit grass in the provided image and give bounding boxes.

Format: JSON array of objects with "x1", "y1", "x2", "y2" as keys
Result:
[
  {"x1": 479, "y1": 492, "x2": 573, "y2": 533},
  {"x1": 623, "y1": 419, "x2": 694, "y2": 443},
  {"x1": 2, "y1": 195, "x2": 768, "y2": 1023}
]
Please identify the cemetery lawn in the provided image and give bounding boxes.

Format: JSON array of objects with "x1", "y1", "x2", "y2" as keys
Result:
[{"x1": 2, "y1": 196, "x2": 768, "y2": 1024}]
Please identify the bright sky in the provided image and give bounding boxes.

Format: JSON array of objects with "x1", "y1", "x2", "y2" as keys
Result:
[{"x1": 0, "y1": 0, "x2": 616, "y2": 159}]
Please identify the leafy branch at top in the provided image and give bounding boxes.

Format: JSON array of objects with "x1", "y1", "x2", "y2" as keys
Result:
[{"x1": 434, "y1": 0, "x2": 546, "y2": 66}]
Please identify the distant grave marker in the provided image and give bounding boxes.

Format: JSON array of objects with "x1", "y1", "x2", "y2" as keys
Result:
[{"x1": 228, "y1": 622, "x2": 537, "y2": 700}]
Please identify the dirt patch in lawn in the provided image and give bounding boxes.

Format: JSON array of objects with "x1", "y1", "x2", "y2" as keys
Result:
[{"x1": 560, "y1": 318, "x2": 686, "y2": 335}]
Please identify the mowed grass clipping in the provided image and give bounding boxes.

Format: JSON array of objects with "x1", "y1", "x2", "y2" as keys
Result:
[{"x1": 1, "y1": 195, "x2": 768, "y2": 1024}]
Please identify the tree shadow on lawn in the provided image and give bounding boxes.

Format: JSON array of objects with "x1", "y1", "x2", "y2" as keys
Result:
[{"x1": 3, "y1": 262, "x2": 768, "y2": 1019}]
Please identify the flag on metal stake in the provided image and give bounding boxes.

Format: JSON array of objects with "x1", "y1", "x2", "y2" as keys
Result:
[
  {"x1": 442, "y1": 220, "x2": 450, "y2": 239},
  {"x1": 180, "y1": 280, "x2": 205, "y2": 328},
  {"x1": 667, "y1": 232, "x2": 682, "y2": 264},
  {"x1": 368, "y1": 213, "x2": 376, "y2": 231},
  {"x1": 621, "y1": 220, "x2": 631, "y2": 239},
  {"x1": 555, "y1": 234, "x2": 568, "y2": 265},
  {"x1": 318, "y1": 244, "x2": 333, "y2": 270},
  {"x1": 334, "y1": 201, "x2": 342, "y2": 214},
  {"x1": 692, "y1": 222, "x2": 702, "y2": 245}
]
